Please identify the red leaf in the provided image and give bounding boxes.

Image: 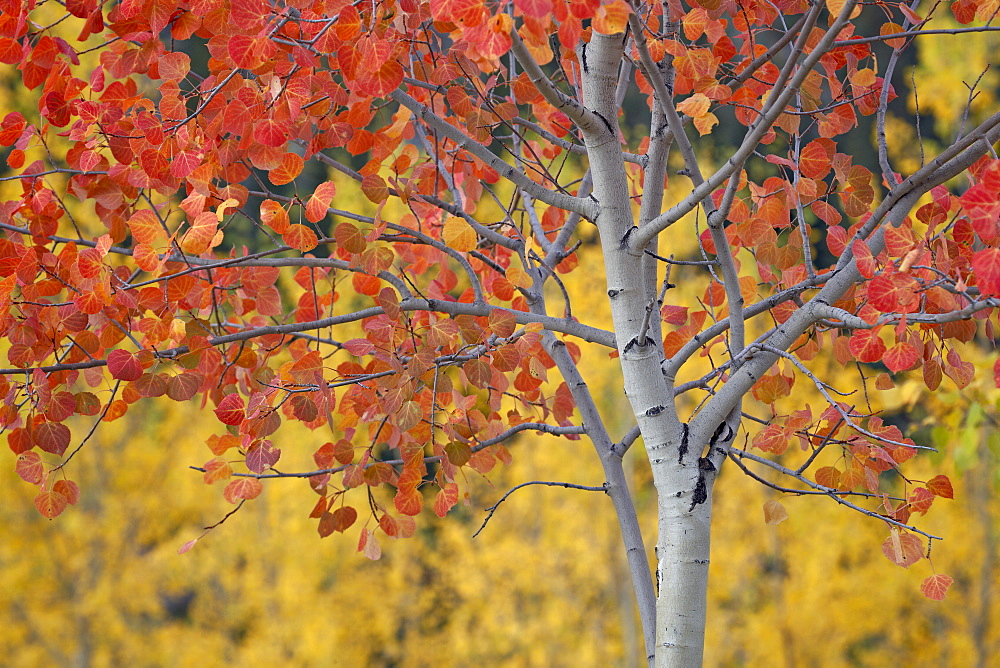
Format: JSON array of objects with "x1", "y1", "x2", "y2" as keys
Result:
[
  {"x1": 867, "y1": 272, "x2": 918, "y2": 313},
  {"x1": 0, "y1": 37, "x2": 22, "y2": 66},
  {"x1": 214, "y1": 393, "x2": 246, "y2": 426},
  {"x1": 166, "y1": 372, "x2": 203, "y2": 401},
  {"x1": 319, "y1": 506, "x2": 358, "y2": 537},
  {"x1": 852, "y1": 240, "x2": 877, "y2": 279},
  {"x1": 848, "y1": 328, "x2": 886, "y2": 364},
  {"x1": 107, "y1": 349, "x2": 143, "y2": 381},
  {"x1": 343, "y1": 338, "x2": 375, "y2": 356},
  {"x1": 920, "y1": 574, "x2": 954, "y2": 601},
  {"x1": 15, "y1": 451, "x2": 44, "y2": 484},
  {"x1": 514, "y1": 0, "x2": 552, "y2": 17},
  {"x1": 253, "y1": 118, "x2": 288, "y2": 147},
  {"x1": 926, "y1": 474, "x2": 954, "y2": 499},
  {"x1": 882, "y1": 341, "x2": 918, "y2": 373},
  {"x1": 246, "y1": 440, "x2": 281, "y2": 473},
  {"x1": 34, "y1": 421, "x2": 71, "y2": 456},
  {"x1": 177, "y1": 538, "x2": 199, "y2": 554},
  {"x1": 972, "y1": 248, "x2": 1000, "y2": 297}
]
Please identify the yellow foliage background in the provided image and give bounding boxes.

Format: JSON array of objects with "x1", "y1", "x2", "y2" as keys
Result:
[
  {"x1": 2, "y1": 5, "x2": 999, "y2": 666},
  {"x1": 1, "y1": 234, "x2": 997, "y2": 665}
]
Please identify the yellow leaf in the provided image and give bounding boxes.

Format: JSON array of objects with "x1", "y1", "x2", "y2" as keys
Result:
[
  {"x1": 506, "y1": 265, "x2": 533, "y2": 290},
  {"x1": 763, "y1": 499, "x2": 789, "y2": 525},
  {"x1": 677, "y1": 93, "x2": 711, "y2": 118},
  {"x1": 592, "y1": 0, "x2": 630, "y2": 35},
  {"x1": 852, "y1": 68, "x2": 876, "y2": 87},
  {"x1": 693, "y1": 112, "x2": 719, "y2": 136},
  {"x1": 442, "y1": 216, "x2": 478, "y2": 252},
  {"x1": 215, "y1": 197, "x2": 239, "y2": 221},
  {"x1": 826, "y1": 0, "x2": 846, "y2": 16}
]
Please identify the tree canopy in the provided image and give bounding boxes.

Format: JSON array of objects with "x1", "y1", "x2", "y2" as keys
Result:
[{"x1": 2, "y1": 0, "x2": 1000, "y2": 663}]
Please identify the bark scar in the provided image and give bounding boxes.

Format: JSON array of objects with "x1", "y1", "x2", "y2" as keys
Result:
[
  {"x1": 624, "y1": 336, "x2": 656, "y2": 354},
  {"x1": 688, "y1": 457, "x2": 715, "y2": 511},
  {"x1": 677, "y1": 422, "x2": 689, "y2": 464}
]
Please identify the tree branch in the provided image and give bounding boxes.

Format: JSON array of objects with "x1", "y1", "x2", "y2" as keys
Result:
[
  {"x1": 729, "y1": 448, "x2": 942, "y2": 541},
  {"x1": 472, "y1": 480, "x2": 608, "y2": 538},
  {"x1": 392, "y1": 89, "x2": 597, "y2": 218}
]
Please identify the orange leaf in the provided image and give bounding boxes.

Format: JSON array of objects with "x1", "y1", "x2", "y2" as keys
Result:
[
  {"x1": 128, "y1": 209, "x2": 165, "y2": 245},
  {"x1": 920, "y1": 574, "x2": 954, "y2": 601},
  {"x1": 677, "y1": 93, "x2": 711, "y2": 118},
  {"x1": 881, "y1": 529, "x2": 923, "y2": 568},
  {"x1": 335, "y1": 222, "x2": 367, "y2": 254},
  {"x1": 34, "y1": 490, "x2": 68, "y2": 519},
  {"x1": 752, "y1": 424, "x2": 789, "y2": 454},
  {"x1": 260, "y1": 199, "x2": 290, "y2": 233},
  {"x1": 506, "y1": 265, "x2": 533, "y2": 289},
  {"x1": 269, "y1": 152, "x2": 304, "y2": 186},
  {"x1": 305, "y1": 181, "x2": 337, "y2": 223},
  {"x1": 763, "y1": 499, "x2": 788, "y2": 525},
  {"x1": 442, "y1": 216, "x2": 478, "y2": 252},
  {"x1": 203, "y1": 457, "x2": 233, "y2": 484},
  {"x1": 799, "y1": 139, "x2": 834, "y2": 179},
  {"x1": 52, "y1": 480, "x2": 80, "y2": 505},
  {"x1": 926, "y1": 474, "x2": 954, "y2": 499},
  {"x1": 361, "y1": 174, "x2": 389, "y2": 203},
  {"x1": 592, "y1": 0, "x2": 630, "y2": 35},
  {"x1": 223, "y1": 477, "x2": 263, "y2": 503},
  {"x1": 394, "y1": 485, "x2": 423, "y2": 516},
  {"x1": 180, "y1": 211, "x2": 219, "y2": 254},
  {"x1": 489, "y1": 308, "x2": 518, "y2": 337},
  {"x1": 815, "y1": 465, "x2": 840, "y2": 488},
  {"x1": 282, "y1": 224, "x2": 319, "y2": 252}
]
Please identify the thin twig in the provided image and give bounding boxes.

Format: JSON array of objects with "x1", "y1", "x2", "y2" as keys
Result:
[{"x1": 473, "y1": 480, "x2": 608, "y2": 538}]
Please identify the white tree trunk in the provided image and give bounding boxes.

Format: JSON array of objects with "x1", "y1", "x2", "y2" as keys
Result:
[{"x1": 577, "y1": 33, "x2": 717, "y2": 666}]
